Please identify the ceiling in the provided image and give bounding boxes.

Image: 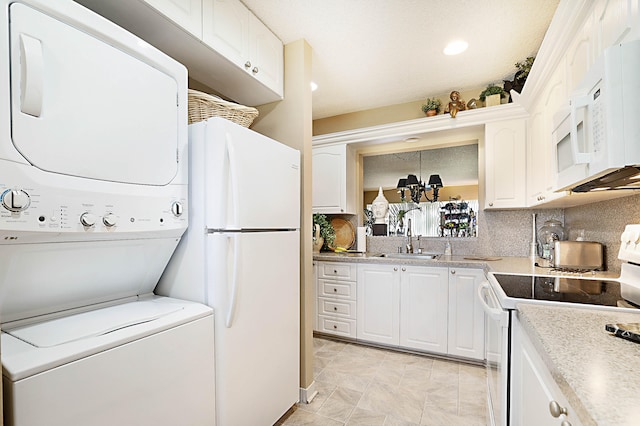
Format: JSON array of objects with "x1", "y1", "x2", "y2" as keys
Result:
[{"x1": 241, "y1": 0, "x2": 560, "y2": 120}]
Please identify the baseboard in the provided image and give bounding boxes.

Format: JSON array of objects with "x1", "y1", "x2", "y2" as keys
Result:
[{"x1": 298, "y1": 380, "x2": 318, "y2": 404}]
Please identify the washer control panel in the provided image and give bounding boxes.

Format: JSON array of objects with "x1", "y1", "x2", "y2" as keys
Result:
[{"x1": 0, "y1": 180, "x2": 187, "y2": 239}]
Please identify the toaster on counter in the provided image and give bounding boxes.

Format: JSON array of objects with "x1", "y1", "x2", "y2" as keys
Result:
[{"x1": 553, "y1": 241, "x2": 604, "y2": 270}]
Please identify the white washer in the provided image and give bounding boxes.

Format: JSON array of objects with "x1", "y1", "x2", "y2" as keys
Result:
[{"x1": 0, "y1": 1, "x2": 214, "y2": 424}]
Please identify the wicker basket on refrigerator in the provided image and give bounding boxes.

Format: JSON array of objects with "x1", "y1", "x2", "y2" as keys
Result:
[{"x1": 187, "y1": 89, "x2": 259, "y2": 127}]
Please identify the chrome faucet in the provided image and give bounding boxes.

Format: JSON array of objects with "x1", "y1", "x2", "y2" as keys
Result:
[{"x1": 406, "y1": 218, "x2": 413, "y2": 253}]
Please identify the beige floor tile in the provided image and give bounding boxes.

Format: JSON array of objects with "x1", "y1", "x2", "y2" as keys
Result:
[
  {"x1": 287, "y1": 338, "x2": 488, "y2": 426},
  {"x1": 346, "y1": 407, "x2": 386, "y2": 425},
  {"x1": 280, "y1": 407, "x2": 345, "y2": 426},
  {"x1": 358, "y1": 381, "x2": 424, "y2": 424}
]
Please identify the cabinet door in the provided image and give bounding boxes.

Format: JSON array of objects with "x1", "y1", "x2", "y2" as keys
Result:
[
  {"x1": 202, "y1": 0, "x2": 249, "y2": 67},
  {"x1": 312, "y1": 144, "x2": 355, "y2": 214},
  {"x1": 511, "y1": 315, "x2": 583, "y2": 426},
  {"x1": 447, "y1": 268, "x2": 485, "y2": 360},
  {"x1": 357, "y1": 264, "x2": 400, "y2": 345},
  {"x1": 248, "y1": 13, "x2": 283, "y2": 96},
  {"x1": 145, "y1": 0, "x2": 202, "y2": 37},
  {"x1": 313, "y1": 261, "x2": 318, "y2": 331},
  {"x1": 484, "y1": 119, "x2": 526, "y2": 209},
  {"x1": 399, "y1": 266, "x2": 448, "y2": 353}
]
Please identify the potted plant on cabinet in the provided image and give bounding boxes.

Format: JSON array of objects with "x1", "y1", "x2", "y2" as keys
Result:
[
  {"x1": 479, "y1": 84, "x2": 506, "y2": 107},
  {"x1": 312, "y1": 213, "x2": 335, "y2": 252},
  {"x1": 421, "y1": 97, "x2": 442, "y2": 117},
  {"x1": 503, "y1": 56, "x2": 535, "y2": 98}
]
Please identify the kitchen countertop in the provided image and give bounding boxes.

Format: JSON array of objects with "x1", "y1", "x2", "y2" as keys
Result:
[
  {"x1": 517, "y1": 303, "x2": 640, "y2": 426},
  {"x1": 313, "y1": 252, "x2": 619, "y2": 279}
]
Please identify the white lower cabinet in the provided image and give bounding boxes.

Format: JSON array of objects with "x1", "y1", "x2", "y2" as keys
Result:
[
  {"x1": 399, "y1": 266, "x2": 449, "y2": 353},
  {"x1": 447, "y1": 268, "x2": 485, "y2": 360},
  {"x1": 511, "y1": 313, "x2": 583, "y2": 426},
  {"x1": 356, "y1": 264, "x2": 400, "y2": 345},
  {"x1": 317, "y1": 262, "x2": 485, "y2": 360},
  {"x1": 315, "y1": 261, "x2": 357, "y2": 338},
  {"x1": 357, "y1": 264, "x2": 450, "y2": 351}
]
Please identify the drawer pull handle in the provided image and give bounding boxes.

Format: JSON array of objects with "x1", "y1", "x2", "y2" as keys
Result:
[
  {"x1": 333, "y1": 325, "x2": 337, "y2": 329},
  {"x1": 333, "y1": 288, "x2": 337, "y2": 292},
  {"x1": 549, "y1": 401, "x2": 568, "y2": 417},
  {"x1": 333, "y1": 307, "x2": 337, "y2": 311}
]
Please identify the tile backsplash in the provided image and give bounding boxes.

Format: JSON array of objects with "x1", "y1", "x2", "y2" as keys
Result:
[{"x1": 365, "y1": 193, "x2": 640, "y2": 274}]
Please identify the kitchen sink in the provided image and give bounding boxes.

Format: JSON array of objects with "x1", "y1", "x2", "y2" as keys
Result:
[{"x1": 378, "y1": 253, "x2": 440, "y2": 260}]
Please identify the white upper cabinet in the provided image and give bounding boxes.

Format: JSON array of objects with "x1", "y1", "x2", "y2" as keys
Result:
[
  {"x1": 203, "y1": 0, "x2": 247, "y2": 64},
  {"x1": 312, "y1": 144, "x2": 357, "y2": 214},
  {"x1": 527, "y1": 64, "x2": 569, "y2": 207},
  {"x1": 484, "y1": 119, "x2": 527, "y2": 209},
  {"x1": 145, "y1": 0, "x2": 203, "y2": 38},
  {"x1": 75, "y1": 0, "x2": 283, "y2": 106},
  {"x1": 203, "y1": 0, "x2": 283, "y2": 97}
]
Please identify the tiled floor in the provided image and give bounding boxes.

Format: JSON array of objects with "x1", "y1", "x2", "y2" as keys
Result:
[{"x1": 278, "y1": 337, "x2": 487, "y2": 426}]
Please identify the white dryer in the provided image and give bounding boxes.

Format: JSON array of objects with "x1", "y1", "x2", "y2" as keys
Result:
[{"x1": 0, "y1": 1, "x2": 214, "y2": 425}]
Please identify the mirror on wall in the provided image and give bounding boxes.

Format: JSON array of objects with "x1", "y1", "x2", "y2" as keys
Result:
[{"x1": 363, "y1": 144, "x2": 479, "y2": 237}]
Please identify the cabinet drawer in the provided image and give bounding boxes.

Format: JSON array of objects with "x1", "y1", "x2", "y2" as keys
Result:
[
  {"x1": 318, "y1": 262, "x2": 356, "y2": 280},
  {"x1": 318, "y1": 279, "x2": 356, "y2": 300},
  {"x1": 317, "y1": 315, "x2": 356, "y2": 338},
  {"x1": 318, "y1": 298, "x2": 356, "y2": 319}
]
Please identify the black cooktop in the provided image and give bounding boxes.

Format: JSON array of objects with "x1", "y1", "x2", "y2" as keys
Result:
[{"x1": 492, "y1": 274, "x2": 630, "y2": 307}]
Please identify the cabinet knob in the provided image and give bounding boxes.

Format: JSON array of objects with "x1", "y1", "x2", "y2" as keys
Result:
[
  {"x1": 560, "y1": 421, "x2": 572, "y2": 426},
  {"x1": 451, "y1": 270, "x2": 456, "y2": 275},
  {"x1": 333, "y1": 325, "x2": 337, "y2": 329},
  {"x1": 244, "y1": 61, "x2": 251, "y2": 69},
  {"x1": 549, "y1": 401, "x2": 568, "y2": 418},
  {"x1": 333, "y1": 270, "x2": 337, "y2": 274},
  {"x1": 333, "y1": 288, "x2": 337, "y2": 292},
  {"x1": 401, "y1": 267, "x2": 406, "y2": 272},
  {"x1": 489, "y1": 202, "x2": 494, "y2": 207},
  {"x1": 393, "y1": 267, "x2": 398, "y2": 271},
  {"x1": 252, "y1": 66, "x2": 259, "y2": 74},
  {"x1": 333, "y1": 306, "x2": 337, "y2": 311}
]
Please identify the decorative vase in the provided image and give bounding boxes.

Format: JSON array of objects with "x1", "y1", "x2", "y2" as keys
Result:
[
  {"x1": 425, "y1": 109, "x2": 437, "y2": 117},
  {"x1": 312, "y1": 224, "x2": 324, "y2": 253},
  {"x1": 485, "y1": 93, "x2": 501, "y2": 107}
]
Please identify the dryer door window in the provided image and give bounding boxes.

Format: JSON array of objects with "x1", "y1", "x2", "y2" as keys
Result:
[{"x1": 9, "y1": 3, "x2": 179, "y2": 186}]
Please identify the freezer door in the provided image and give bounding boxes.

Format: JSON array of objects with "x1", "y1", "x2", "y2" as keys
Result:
[
  {"x1": 207, "y1": 230, "x2": 300, "y2": 426},
  {"x1": 202, "y1": 117, "x2": 300, "y2": 230},
  {"x1": 6, "y1": 2, "x2": 184, "y2": 186}
]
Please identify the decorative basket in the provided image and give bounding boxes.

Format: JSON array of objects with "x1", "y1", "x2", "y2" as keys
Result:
[{"x1": 187, "y1": 89, "x2": 259, "y2": 127}]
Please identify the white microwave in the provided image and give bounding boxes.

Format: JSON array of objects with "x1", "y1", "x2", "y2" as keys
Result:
[{"x1": 554, "y1": 39, "x2": 640, "y2": 192}]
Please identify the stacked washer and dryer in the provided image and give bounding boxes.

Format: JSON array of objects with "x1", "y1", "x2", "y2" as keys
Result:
[{"x1": 0, "y1": 1, "x2": 215, "y2": 425}]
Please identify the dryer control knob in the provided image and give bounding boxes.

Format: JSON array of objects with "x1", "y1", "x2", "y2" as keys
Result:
[
  {"x1": 80, "y1": 212, "x2": 97, "y2": 227},
  {"x1": 1, "y1": 189, "x2": 31, "y2": 212},
  {"x1": 171, "y1": 201, "x2": 184, "y2": 217},
  {"x1": 103, "y1": 214, "x2": 117, "y2": 227}
]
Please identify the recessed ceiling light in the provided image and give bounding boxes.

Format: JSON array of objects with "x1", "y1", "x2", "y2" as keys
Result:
[
  {"x1": 310, "y1": 81, "x2": 318, "y2": 92},
  {"x1": 444, "y1": 40, "x2": 468, "y2": 55}
]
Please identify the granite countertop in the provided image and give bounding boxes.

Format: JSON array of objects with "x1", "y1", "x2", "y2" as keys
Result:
[
  {"x1": 517, "y1": 303, "x2": 640, "y2": 426},
  {"x1": 313, "y1": 252, "x2": 619, "y2": 279}
]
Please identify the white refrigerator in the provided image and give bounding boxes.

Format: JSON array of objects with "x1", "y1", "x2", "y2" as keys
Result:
[{"x1": 157, "y1": 117, "x2": 301, "y2": 426}]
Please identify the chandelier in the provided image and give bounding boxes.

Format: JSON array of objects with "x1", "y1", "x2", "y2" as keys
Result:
[{"x1": 395, "y1": 151, "x2": 443, "y2": 203}]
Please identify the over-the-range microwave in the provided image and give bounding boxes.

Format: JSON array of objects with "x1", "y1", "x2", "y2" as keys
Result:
[{"x1": 553, "y1": 38, "x2": 640, "y2": 193}]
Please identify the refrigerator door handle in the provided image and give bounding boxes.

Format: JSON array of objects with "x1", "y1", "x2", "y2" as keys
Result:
[
  {"x1": 226, "y1": 133, "x2": 240, "y2": 230},
  {"x1": 225, "y1": 233, "x2": 241, "y2": 328}
]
